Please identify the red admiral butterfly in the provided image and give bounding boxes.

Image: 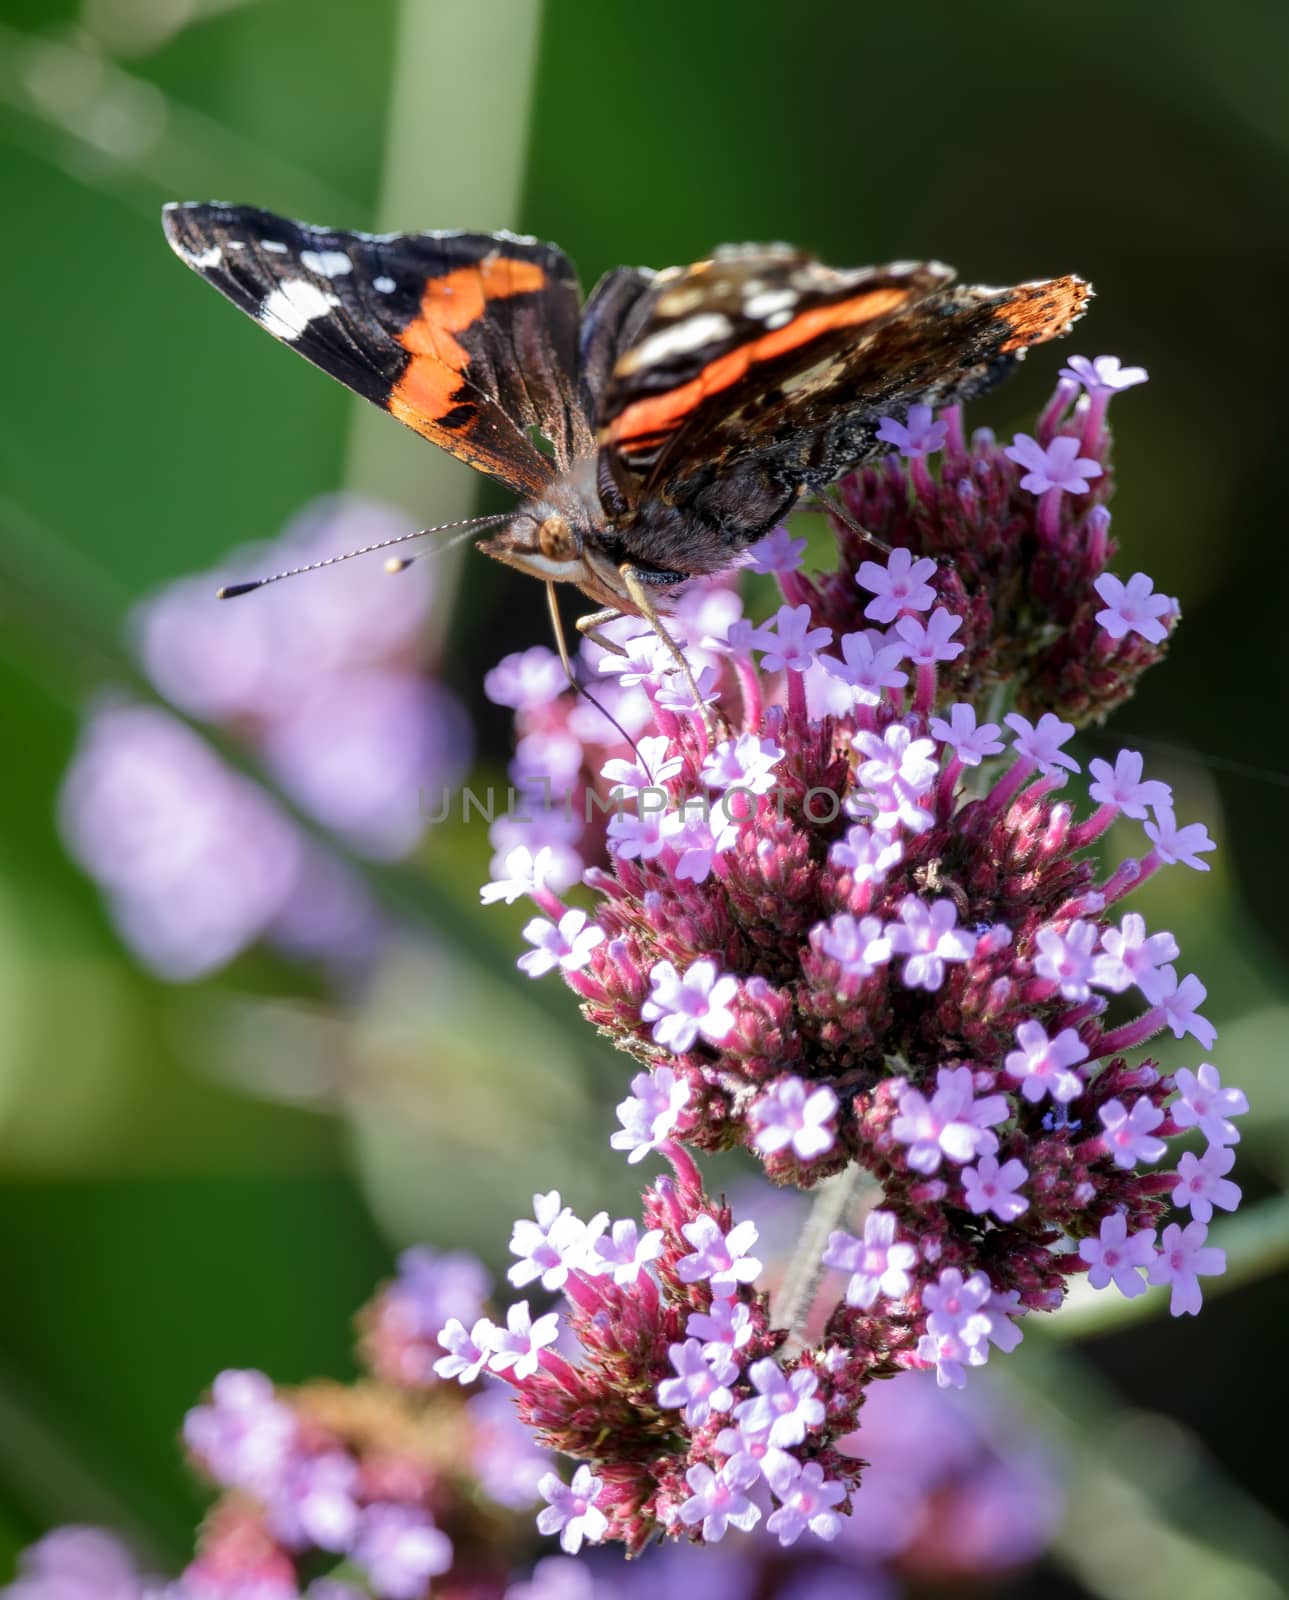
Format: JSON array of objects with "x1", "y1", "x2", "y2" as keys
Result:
[{"x1": 162, "y1": 204, "x2": 1089, "y2": 675}]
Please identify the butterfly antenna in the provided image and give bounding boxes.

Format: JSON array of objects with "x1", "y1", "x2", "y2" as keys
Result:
[
  {"x1": 217, "y1": 513, "x2": 512, "y2": 598},
  {"x1": 545, "y1": 582, "x2": 644, "y2": 763}
]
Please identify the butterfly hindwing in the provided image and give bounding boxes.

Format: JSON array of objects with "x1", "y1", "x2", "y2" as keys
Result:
[{"x1": 162, "y1": 202, "x2": 586, "y2": 496}]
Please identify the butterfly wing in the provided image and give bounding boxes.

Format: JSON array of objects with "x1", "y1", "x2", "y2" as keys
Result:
[
  {"x1": 163, "y1": 202, "x2": 588, "y2": 497},
  {"x1": 596, "y1": 246, "x2": 1089, "y2": 514}
]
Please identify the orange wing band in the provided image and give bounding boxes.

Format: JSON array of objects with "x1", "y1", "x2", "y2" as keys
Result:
[
  {"x1": 605, "y1": 286, "x2": 913, "y2": 448},
  {"x1": 389, "y1": 256, "x2": 548, "y2": 429}
]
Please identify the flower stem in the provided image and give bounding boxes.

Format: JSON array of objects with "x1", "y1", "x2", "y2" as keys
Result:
[{"x1": 773, "y1": 1162, "x2": 872, "y2": 1347}]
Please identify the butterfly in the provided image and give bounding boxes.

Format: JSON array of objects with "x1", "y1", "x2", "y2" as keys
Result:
[{"x1": 162, "y1": 203, "x2": 1089, "y2": 685}]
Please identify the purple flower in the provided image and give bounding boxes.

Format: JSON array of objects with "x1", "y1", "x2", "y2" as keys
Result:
[
  {"x1": 58, "y1": 702, "x2": 309, "y2": 981},
  {"x1": 751, "y1": 1076, "x2": 839, "y2": 1160},
  {"x1": 701, "y1": 733, "x2": 784, "y2": 794},
  {"x1": 268, "y1": 1451, "x2": 360, "y2": 1553},
  {"x1": 1154, "y1": 967, "x2": 1216, "y2": 1048},
  {"x1": 856, "y1": 547, "x2": 937, "y2": 623},
  {"x1": 814, "y1": 913, "x2": 893, "y2": 992},
  {"x1": 508, "y1": 1191, "x2": 607, "y2": 1291},
  {"x1": 923, "y1": 1267, "x2": 993, "y2": 1345},
  {"x1": 611, "y1": 1067, "x2": 691, "y2": 1162},
  {"x1": 894, "y1": 606, "x2": 965, "y2": 665},
  {"x1": 1004, "y1": 433, "x2": 1103, "y2": 495},
  {"x1": 1093, "y1": 571, "x2": 1174, "y2": 644},
  {"x1": 1005, "y1": 711, "x2": 1080, "y2": 775},
  {"x1": 262, "y1": 671, "x2": 469, "y2": 859},
  {"x1": 1087, "y1": 750, "x2": 1171, "y2": 819},
  {"x1": 1004, "y1": 1021, "x2": 1088, "y2": 1104},
  {"x1": 481, "y1": 844, "x2": 555, "y2": 906},
  {"x1": 929, "y1": 702, "x2": 1004, "y2": 765},
  {"x1": 591, "y1": 1218, "x2": 665, "y2": 1284},
  {"x1": 687, "y1": 1297, "x2": 754, "y2": 1357},
  {"x1": 1144, "y1": 805, "x2": 1216, "y2": 871},
  {"x1": 1172, "y1": 1145, "x2": 1241, "y2": 1223},
  {"x1": 605, "y1": 808, "x2": 668, "y2": 862},
  {"x1": 536, "y1": 1465, "x2": 609, "y2": 1553},
  {"x1": 661, "y1": 808, "x2": 742, "y2": 884},
  {"x1": 466, "y1": 1386, "x2": 552, "y2": 1510},
  {"x1": 827, "y1": 824, "x2": 902, "y2": 884},
  {"x1": 484, "y1": 645, "x2": 567, "y2": 710},
  {"x1": 486, "y1": 1301, "x2": 561, "y2": 1380},
  {"x1": 1098, "y1": 1098, "x2": 1167, "y2": 1169},
  {"x1": 764, "y1": 1460, "x2": 848, "y2": 1546},
  {"x1": 517, "y1": 910, "x2": 604, "y2": 978},
  {"x1": 4, "y1": 1528, "x2": 153, "y2": 1599},
  {"x1": 595, "y1": 632, "x2": 672, "y2": 689},
  {"x1": 1093, "y1": 913, "x2": 1179, "y2": 1001},
  {"x1": 502, "y1": 1557, "x2": 600, "y2": 1600},
  {"x1": 1060, "y1": 354, "x2": 1149, "y2": 393},
  {"x1": 676, "y1": 1215, "x2": 762, "y2": 1295},
  {"x1": 886, "y1": 896, "x2": 978, "y2": 991},
  {"x1": 962, "y1": 1155, "x2": 1030, "y2": 1221},
  {"x1": 434, "y1": 1315, "x2": 497, "y2": 1384},
  {"x1": 735, "y1": 1359, "x2": 825, "y2": 1448},
  {"x1": 822, "y1": 1210, "x2": 917, "y2": 1308},
  {"x1": 745, "y1": 524, "x2": 807, "y2": 574},
  {"x1": 389, "y1": 1246, "x2": 490, "y2": 1338},
  {"x1": 1170, "y1": 1064, "x2": 1248, "y2": 1146},
  {"x1": 352, "y1": 1505, "x2": 451, "y2": 1598},
  {"x1": 491, "y1": 809, "x2": 584, "y2": 894},
  {"x1": 678, "y1": 1459, "x2": 762, "y2": 1542},
  {"x1": 657, "y1": 1338, "x2": 738, "y2": 1426},
  {"x1": 1033, "y1": 920, "x2": 1099, "y2": 1001},
  {"x1": 752, "y1": 604, "x2": 833, "y2": 673},
  {"x1": 1078, "y1": 1213, "x2": 1157, "y2": 1297},
  {"x1": 641, "y1": 958, "x2": 739, "y2": 1052},
  {"x1": 601, "y1": 733, "x2": 684, "y2": 794},
  {"x1": 824, "y1": 630, "x2": 909, "y2": 704},
  {"x1": 1148, "y1": 1221, "x2": 1226, "y2": 1317},
  {"x1": 656, "y1": 660, "x2": 721, "y2": 712},
  {"x1": 892, "y1": 1066, "x2": 1006, "y2": 1173},
  {"x1": 183, "y1": 1369, "x2": 297, "y2": 1497},
  {"x1": 854, "y1": 722, "x2": 938, "y2": 804},
  {"x1": 875, "y1": 403, "x2": 948, "y2": 459},
  {"x1": 916, "y1": 1328, "x2": 983, "y2": 1390}
]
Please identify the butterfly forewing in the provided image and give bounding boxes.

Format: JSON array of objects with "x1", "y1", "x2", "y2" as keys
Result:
[{"x1": 163, "y1": 202, "x2": 586, "y2": 497}]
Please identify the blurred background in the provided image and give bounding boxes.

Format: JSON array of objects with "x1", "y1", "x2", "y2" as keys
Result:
[{"x1": 2, "y1": 0, "x2": 1288, "y2": 1594}]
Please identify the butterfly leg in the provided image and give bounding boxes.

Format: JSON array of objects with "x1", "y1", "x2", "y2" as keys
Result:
[
  {"x1": 617, "y1": 564, "x2": 723, "y2": 741},
  {"x1": 809, "y1": 491, "x2": 891, "y2": 554},
  {"x1": 574, "y1": 607, "x2": 630, "y2": 657}
]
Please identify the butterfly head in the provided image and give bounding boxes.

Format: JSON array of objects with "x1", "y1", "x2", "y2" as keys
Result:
[{"x1": 477, "y1": 477, "x2": 628, "y2": 611}]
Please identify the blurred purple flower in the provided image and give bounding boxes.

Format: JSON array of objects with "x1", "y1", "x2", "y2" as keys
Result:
[{"x1": 135, "y1": 496, "x2": 436, "y2": 724}]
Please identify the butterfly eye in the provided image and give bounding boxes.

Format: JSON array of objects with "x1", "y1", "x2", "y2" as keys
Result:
[{"x1": 538, "y1": 516, "x2": 577, "y2": 561}]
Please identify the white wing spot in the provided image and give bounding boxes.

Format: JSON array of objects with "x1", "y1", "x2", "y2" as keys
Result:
[
  {"x1": 187, "y1": 245, "x2": 222, "y2": 269},
  {"x1": 373, "y1": 275, "x2": 397, "y2": 294},
  {"x1": 745, "y1": 287, "x2": 798, "y2": 319},
  {"x1": 258, "y1": 279, "x2": 339, "y2": 341},
  {"x1": 262, "y1": 240, "x2": 288, "y2": 254},
  {"x1": 764, "y1": 309, "x2": 794, "y2": 329},
  {"x1": 618, "y1": 312, "x2": 733, "y2": 373},
  {"x1": 300, "y1": 248, "x2": 353, "y2": 278}
]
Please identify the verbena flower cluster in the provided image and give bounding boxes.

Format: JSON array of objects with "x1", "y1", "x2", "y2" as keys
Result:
[
  {"x1": 474, "y1": 357, "x2": 1249, "y2": 1555},
  {"x1": 3, "y1": 1242, "x2": 1061, "y2": 1598},
  {"x1": 59, "y1": 496, "x2": 471, "y2": 979}
]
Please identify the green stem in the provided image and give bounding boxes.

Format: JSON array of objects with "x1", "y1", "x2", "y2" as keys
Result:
[{"x1": 773, "y1": 1163, "x2": 870, "y2": 1344}]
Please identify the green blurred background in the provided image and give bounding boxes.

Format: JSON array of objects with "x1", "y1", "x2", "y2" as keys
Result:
[{"x1": 2, "y1": 1, "x2": 1289, "y2": 1594}]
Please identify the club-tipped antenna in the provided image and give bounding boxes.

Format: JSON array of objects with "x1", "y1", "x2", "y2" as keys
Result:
[
  {"x1": 217, "y1": 512, "x2": 511, "y2": 599},
  {"x1": 544, "y1": 581, "x2": 644, "y2": 764}
]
